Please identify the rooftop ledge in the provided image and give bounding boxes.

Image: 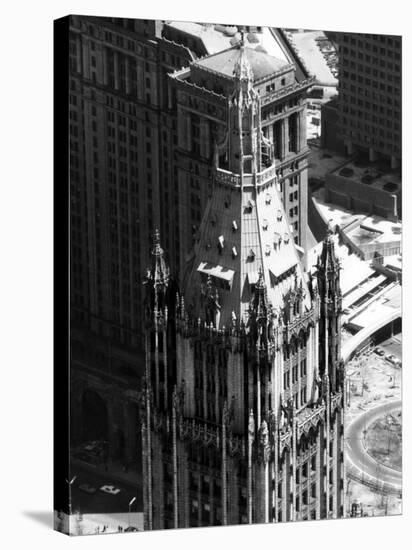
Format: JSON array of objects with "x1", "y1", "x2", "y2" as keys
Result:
[{"x1": 215, "y1": 164, "x2": 277, "y2": 188}]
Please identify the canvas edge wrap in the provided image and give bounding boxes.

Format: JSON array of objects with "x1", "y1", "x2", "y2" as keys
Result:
[{"x1": 53, "y1": 15, "x2": 71, "y2": 536}]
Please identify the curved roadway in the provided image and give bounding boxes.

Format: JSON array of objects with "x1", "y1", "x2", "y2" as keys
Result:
[{"x1": 346, "y1": 400, "x2": 402, "y2": 494}]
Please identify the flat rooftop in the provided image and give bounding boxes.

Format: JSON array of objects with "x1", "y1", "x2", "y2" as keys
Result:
[
  {"x1": 312, "y1": 189, "x2": 402, "y2": 246},
  {"x1": 285, "y1": 30, "x2": 338, "y2": 86},
  {"x1": 349, "y1": 284, "x2": 401, "y2": 329},
  {"x1": 331, "y1": 159, "x2": 401, "y2": 195},
  {"x1": 308, "y1": 147, "x2": 348, "y2": 180}
]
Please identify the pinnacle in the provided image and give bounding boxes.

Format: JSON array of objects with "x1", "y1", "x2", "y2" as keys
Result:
[{"x1": 152, "y1": 228, "x2": 163, "y2": 256}]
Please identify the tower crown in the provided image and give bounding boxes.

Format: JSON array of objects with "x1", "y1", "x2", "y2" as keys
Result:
[
  {"x1": 316, "y1": 223, "x2": 342, "y2": 312},
  {"x1": 318, "y1": 221, "x2": 341, "y2": 272}
]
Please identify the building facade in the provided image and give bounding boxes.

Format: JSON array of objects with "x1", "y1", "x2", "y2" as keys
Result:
[
  {"x1": 68, "y1": 15, "x2": 194, "y2": 462},
  {"x1": 142, "y1": 45, "x2": 345, "y2": 529},
  {"x1": 334, "y1": 33, "x2": 401, "y2": 168}
]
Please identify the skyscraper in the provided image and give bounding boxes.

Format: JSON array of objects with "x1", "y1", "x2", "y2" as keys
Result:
[
  {"x1": 142, "y1": 44, "x2": 345, "y2": 529},
  {"x1": 67, "y1": 17, "x2": 313, "y2": 462},
  {"x1": 69, "y1": 18, "x2": 309, "y2": 352},
  {"x1": 334, "y1": 33, "x2": 401, "y2": 168}
]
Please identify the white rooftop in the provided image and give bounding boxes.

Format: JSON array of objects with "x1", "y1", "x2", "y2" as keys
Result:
[
  {"x1": 349, "y1": 284, "x2": 401, "y2": 329},
  {"x1": 313, "y1": 190, "x2": 402, "y2": 246},
  {"x1": 286, "y1": 30, "x2": 337, "y2": 86}
]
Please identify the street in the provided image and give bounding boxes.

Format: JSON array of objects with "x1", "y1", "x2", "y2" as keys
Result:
[
  {"x1": 346, "y1": 400, "x2": 402, "y2": 493},
  {"x1": 70, "y1": 464, "x2": 142, "y2": 516},
  {"x1": 379, "y1": 334, "x2": 402, "y2": 360}
]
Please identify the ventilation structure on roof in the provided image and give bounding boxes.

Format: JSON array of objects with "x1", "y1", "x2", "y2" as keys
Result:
[
  {"x1": 265, "y1": 193, "x2": 272, "y2": 205},
  {"x1": 248, "y1": 249, "x2": 256, "y2": 261},
  {"x1": 232, "y1": 220, "x2": 238, "y2": 231},
  {"x1": 277, "y1": 209, "x2": 282, "y2": 221},
  {"x1": 232, "y1": 246, "x2": 238, "y2": 258}
]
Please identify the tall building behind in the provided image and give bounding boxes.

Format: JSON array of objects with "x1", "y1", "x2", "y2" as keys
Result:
[
  {"x1": 68, "y1": 15, "x2": 198, "y2": 463},
  {"x1": 334, "y1": 33, "x2": 401, "y2": 168},
  {"x1": 142, "y1": 45, "x2": 345, "y2": 529}
]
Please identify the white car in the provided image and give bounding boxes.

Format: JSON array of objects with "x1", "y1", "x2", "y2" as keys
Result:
[
  {"x1": 99, "y1": 485, "x2": 121, "y2": 496},
  {"x1": 386, "y1": 354, "x2": 401, "y2": 366}
]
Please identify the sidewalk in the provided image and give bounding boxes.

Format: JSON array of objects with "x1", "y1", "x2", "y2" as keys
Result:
[
  {"x1": 73, "y1": 512, "x2": 144, "y2": 536},
  {"x1": 55, "y1": 510, "x2": 144, "y2": 536}
]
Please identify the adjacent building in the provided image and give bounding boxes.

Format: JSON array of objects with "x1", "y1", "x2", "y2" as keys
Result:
[
  {"x1": 334, "y1": 33, "x2": 401, "y2": 168},
  {"x1": 142, "y1": 45, "x2": 345, "y2": 529}
]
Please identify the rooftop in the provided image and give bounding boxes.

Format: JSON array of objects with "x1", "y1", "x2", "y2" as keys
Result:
[
  {"x1": 331, "y1": 159, "x2": 401, "y2": 195},
  {"x1": 184, "y1": 170, "x2": 311, "y2": 328},
  {"x1": 194, "y1": 45, "x2": 290, "y2": 81},
  {"x1": 165, "y1": 22, "x2": 305, "y2": 76},
  {"x1": 348, "y1": 284, "x2": 401, "y2": 329},
  {"x1": 164, "y1": 21, "x2": 231, "y2": 54},
  {"x1": 312, "y1": 189, "x2": 402, "y2": 247},
  {"x1": 285, "y1": 30, "x2": 338, "y2": 86},
  {"x1": 308, "y1": 147, "x2": 348, "y2": 181}
]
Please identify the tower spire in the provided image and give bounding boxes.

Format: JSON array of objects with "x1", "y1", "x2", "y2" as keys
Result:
[
  {"x1": 233, "y1": 39, "x2": 254, "y2": 83},
  {"x1": 151, "y1": 228, "x2": 170, "y2": 290},
  {"x1": 317, "y1": 224, "x2": 343, "y2": 392},
  {"x1": 144, "y1": 229, "x2": 170, "y2": 314}
]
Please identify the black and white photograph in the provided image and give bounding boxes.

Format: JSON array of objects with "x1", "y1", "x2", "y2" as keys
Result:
[
  {"x1": 1, "y1": 2, "x2": 410, "y2": 549},
  {"x1": 53, "y1": 15, "x2": 402, "y2": 535}
]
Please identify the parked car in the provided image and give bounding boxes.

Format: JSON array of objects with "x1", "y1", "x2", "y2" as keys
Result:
[
  {"x1": 386, "y1": 354, "x2": 401, "y2": 366},
  {"x1": 79, "y1": 483, "x2": 97, "y2": 495},
  {"x1": 374, "y1": 347, "x2": 385, "y2": 356},
  {"x1": 100, "y1": 485, "x2": 121, "y2": 496}
]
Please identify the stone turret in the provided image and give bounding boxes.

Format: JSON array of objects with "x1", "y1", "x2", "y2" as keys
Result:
[{"x1": 316, "y1": 222, "x2": 343, "y2": 393}]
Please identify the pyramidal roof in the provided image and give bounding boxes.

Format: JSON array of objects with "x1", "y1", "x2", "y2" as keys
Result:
[
  {"x1": 183, "y1": 174, "x2": 312, "y2": 329},
  {"x1": 193, "y1": 45, "x2": 290, "y2": 81}
]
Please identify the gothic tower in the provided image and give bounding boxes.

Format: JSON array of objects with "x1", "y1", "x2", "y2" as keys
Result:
[{"x1": 142, "y1": 43, "x2": 345, "y2": 530}]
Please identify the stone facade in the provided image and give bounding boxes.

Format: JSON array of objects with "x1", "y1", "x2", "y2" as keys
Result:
[{"x1": 142, "y1": 45, "x2": 345, "y2": 529}]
